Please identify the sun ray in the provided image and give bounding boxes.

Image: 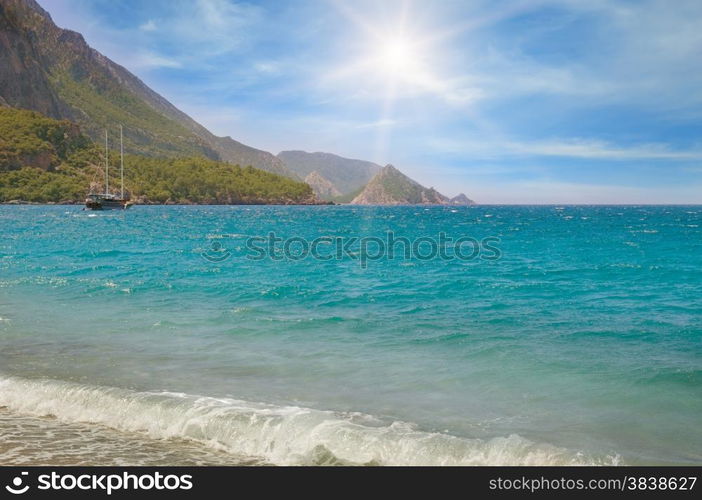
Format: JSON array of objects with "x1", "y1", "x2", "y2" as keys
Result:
[{"x1": 324, "y1": 0, "x2": 490, "y2": 160}]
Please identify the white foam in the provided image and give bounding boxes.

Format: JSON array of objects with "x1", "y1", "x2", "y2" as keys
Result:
[{"x1": 0, "y1": 375, "x2": 608, "y2": 466}]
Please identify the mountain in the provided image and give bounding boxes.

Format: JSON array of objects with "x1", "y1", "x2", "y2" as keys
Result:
[
  {"x1": 304, "y1": 171, "x2": 341, "y2": 199},
  {"x1": 277, "y1": 151, "x2": 381, "y2": 196},
  {"x1": 351, "y1": 165, "x2": 451, "y2": 205},
  {"x1": 0, "y1": 106, "x2": 315, "y2": 204},
  {"x1": 0, "y1": 106, "x2": 92, "y2": 171},
  {"x1": 0, "y1": 0, "x2": 297, "y2": 178},
  {"x1": 280, "y1": 151, "x2": 476, "y2": 205},
  {"x1": 449, "y1": 193, "x2": 476, "y2": 205}
]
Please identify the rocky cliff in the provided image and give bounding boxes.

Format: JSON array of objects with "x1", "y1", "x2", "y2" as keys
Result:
[{"x1": 351, "y1": 165, "x2": 451, "y2": 205}]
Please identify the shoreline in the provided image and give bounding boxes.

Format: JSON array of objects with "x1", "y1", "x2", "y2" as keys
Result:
[
  {"x1": 1, "y1": 371, "x2": 698, "y2": 466},
  {"x1": 0, "y1": 200, "x2": 336, "y2": 206},
  {"x1": 0, "y1": 374, "x2": 615, "y2": 467},
  {"x1": 0, "y1": 374, "x2": 618, "y2": 466},
  {"x1": 0, "y1": 406, "x2": 258, "y2": 466},
  {"x1": 5, "y1": 202, "x2": 702, "y2": 207}
]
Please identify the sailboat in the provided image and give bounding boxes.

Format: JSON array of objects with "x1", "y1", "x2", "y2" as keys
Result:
[{"x1": 85, "y1": 125, "x2": 131, "y2": 210}]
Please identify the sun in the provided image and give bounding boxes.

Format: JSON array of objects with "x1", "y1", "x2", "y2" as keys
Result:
[{"x1": 378, "y1": 36, "x2": 415, "y2": 72}]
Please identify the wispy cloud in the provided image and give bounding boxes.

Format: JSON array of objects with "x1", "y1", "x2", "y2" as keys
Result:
[
  {"x1": 510, "y1": 140, "x2": 702, "y2": 160},
  {"x1": 139, "y1": 19, "x2": 157, "y2": 32},
  {"x1": 462, "y1": 179, "x2": 702, "y2": 204},
  {"x1": 173, "y1": 0, "x2": 262, "y2": 55},
  {"x1": 478, "y1": 0, "x2": 702, "y2": 107},
  {"x1": 355, "y1": 119, "x2": 398, "y2": 129},
  {"x1": 428, "y1": 137, "x2": 702, "y2": 161},
  {"x1": 253, "y1": 62, "x2": 280, "y2": 74},
  {"x1": 132, "y1": 52, "x2": 183, "y2": 69}
]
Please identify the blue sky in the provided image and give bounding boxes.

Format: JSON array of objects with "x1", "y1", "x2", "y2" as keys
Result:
[{"x1": 40, "y1": 0, "x2": 702, "y2": 203}]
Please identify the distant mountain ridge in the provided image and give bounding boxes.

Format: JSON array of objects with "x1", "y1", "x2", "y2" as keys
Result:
[
  {"x1": 280, "y1": 149, "x2": 477, "y2": 205},
  {"x1": 278, "y1": 151, "x2": 381, "y2": 197},
  {"x1": 351, "y1": 165, "x2": 445, "y2": 205},
  {"x1": 449, "y1": 193, "x2": 476, "y2": 205},
  {"x1": 0, "y1": 0, "x2": 297, "y2": 178},
  {"x1": 350, "y1": 165, "x2": 476, "y2": 205}
]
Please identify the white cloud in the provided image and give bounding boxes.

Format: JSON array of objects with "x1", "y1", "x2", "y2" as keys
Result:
[
  {"x1": 139, "y1": 20, "x2": 157, "y2": 32},
  {"x1": 253, "y1": 62, "x2": 280, "y2": 74},
  {"x1": 428, "y1": 137, "x2": 702, "y2": 161},
  {"x1": 475, "y1": 179, "x2": 702, "y2": 204},
  {"x1": 509, "y1": 140, "x2": 702, "y2": 160},
  {"x1": 170, "y1": 0, "x2": 263, "y2": 55},
  {"x1": 482, "y1": 0, "x2": 702, "y2": 107},
  {"x1": 132, "y1": 52, "x2": 182, "y2": 69},
  {"x1": 355, "y1": 119, "x2": 397, "y2": 129}
]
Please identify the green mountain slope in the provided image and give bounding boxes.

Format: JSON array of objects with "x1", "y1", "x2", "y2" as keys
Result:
[
  {"x1": 0, "y1": 0, "x2": 297, "y2": 178},
  {"x1": 0, "y1": 106, "x2": 93, "y2": 171},
  {"x1": 0, "y1": 106, "x2": 315, "y2": 204}
]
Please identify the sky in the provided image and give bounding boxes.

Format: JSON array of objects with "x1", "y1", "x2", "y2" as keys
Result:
[{"x1": 39, "y1": 0, "x2": 702, "y2": 203}]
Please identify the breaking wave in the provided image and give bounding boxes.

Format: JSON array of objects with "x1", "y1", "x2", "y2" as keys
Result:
[{"x1": 0, "y1": 375, "x2": 614, "y2": 466}]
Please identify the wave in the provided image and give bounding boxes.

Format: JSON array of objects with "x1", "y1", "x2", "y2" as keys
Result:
[{"x1": 0, "y1": 375, "x2": 611, "y2": 466}]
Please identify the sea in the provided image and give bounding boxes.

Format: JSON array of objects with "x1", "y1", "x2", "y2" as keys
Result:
[{"x1": 0, "y1": 205, "x2": 700, "y2": 465}]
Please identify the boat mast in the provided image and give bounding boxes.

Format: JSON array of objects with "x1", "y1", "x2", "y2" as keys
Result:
[
  {"x1": 104, "y1": 129, "x2": 109, "y2": 196},
  {"x1": 120, "y1": 125, "x2": 124, "y2": 199}
]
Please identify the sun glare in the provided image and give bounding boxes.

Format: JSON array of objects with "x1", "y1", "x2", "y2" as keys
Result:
[{"x1": 379, "y1": 37, "x2": 414, "y2": 72}]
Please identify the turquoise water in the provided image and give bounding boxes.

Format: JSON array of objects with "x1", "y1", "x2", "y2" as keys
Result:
[{"x1": 0, "y1": 205, "x2": 700, "y2": 465}]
